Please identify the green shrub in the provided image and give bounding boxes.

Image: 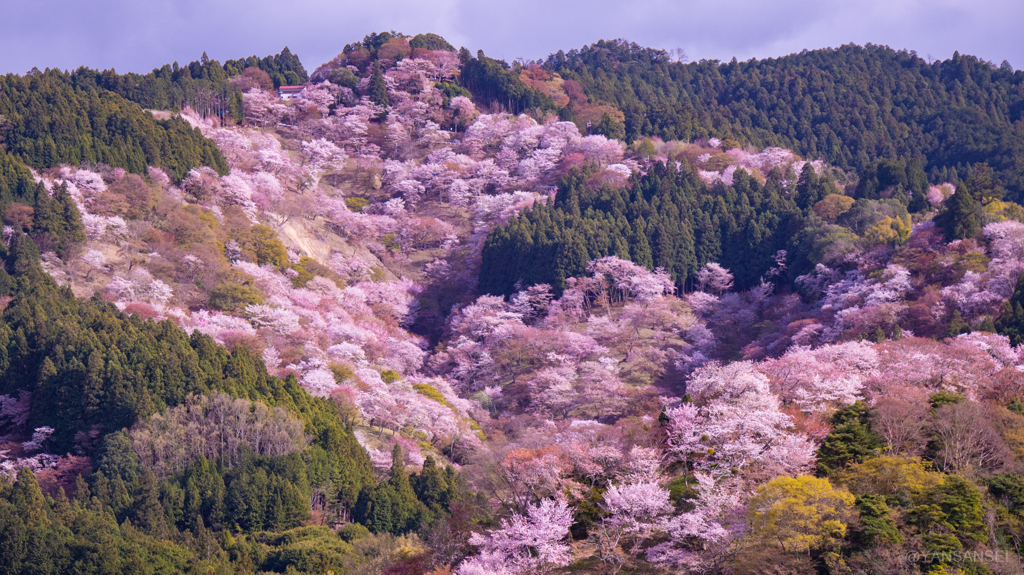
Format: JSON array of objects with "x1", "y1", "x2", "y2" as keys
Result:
[
  {"x1": 338, "y1": 522, "x2": 370, "y2": 542},
  {"x1": 209, "y1": 282, "x2": 264, "y2": 312},
  {"x1": 345, "y1": 197, "x2": 369, "y2": 213}
]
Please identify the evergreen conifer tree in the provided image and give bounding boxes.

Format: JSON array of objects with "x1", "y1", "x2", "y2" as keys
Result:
[
  {"x1": 369, "y1": 61, "x2": 388, "y2": 108},
  {"x1": 996, "y1": 272, "x2": 1024, "y2": 345},
  {"x1": 55, "y1": 183, "x2": 86, "y2": 253},
  {"x1": 385, "y1": 445, "x2": 422, "y2": 533},
  {"x1": 369, "y1": 485, "x2": 395, "y2": 534},
  {"x1": 815, "y1": 402, "x2": 881, "y2": 476},
  {"x1": 796, "y1": 163, "x2": 820, "y2": 210},
  {"x1": 412, "y1": 457, "x2": 453, "y2": 516},
  {"x1": 947, "y1": 309, "x2": 970, "y2": 337},
  {"x1": 92, "y1": 472, "x2": 112, "y2": 508},
  {"x1": 32, "y1": 184, "x2": 63, "y2": 239},
  {"x1": 908, "y1": 186, "x2": 929, "y2": 213},
  {"x1": 941, "y1": 182, "x2": 981, "y2": 241},
  {"x1": 133, "y1": 470, "x2": 167, "y2": 537},
  {"x1": 11, "y1": 468, "x2": 47, "y2": 526},
  {"x1": 74, "y1": 475, "x2": 91, "y2": 504},
  {"x1": 554, "y1": 230, "x2": 590, "y2": 289}
]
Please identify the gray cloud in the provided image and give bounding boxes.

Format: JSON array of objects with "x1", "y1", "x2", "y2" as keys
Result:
[{"x1": 1, "y1": 0, "x2": 1020, "y2": 76}]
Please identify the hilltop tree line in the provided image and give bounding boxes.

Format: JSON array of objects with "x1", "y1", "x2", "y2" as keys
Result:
[
  {"x1": 0, "y1": 70, "x2": 228, "y2": 181},
  {"x1": 226, "y1": 32, "x2": 1024, "y2": 210},
  {"x1": 362, "y1": 36, "x2": 1024, "y2": 203},
  {"x1": 323, "y1": 31, "x2": 557, "y2": 117},
  {"x1": 70, "y1": 48, "x2": 308, "y2": 121},
  {"x1": 541, "y1": 41, "x2": 1024, "y2": 202},
  {"x1": 0, "y1": 47, "x2": 307, "y2": 186}
]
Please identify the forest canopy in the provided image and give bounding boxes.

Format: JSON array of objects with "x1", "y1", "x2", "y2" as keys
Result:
[
  {"x1": 543, "y1": 42, "x2": 1024, "y2": 202},
  {"x1": 0, "y1": 70, "x2": 228, "y2": 181}
]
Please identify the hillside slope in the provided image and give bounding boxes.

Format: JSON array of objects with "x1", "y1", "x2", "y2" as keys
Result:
[
  {"x1": 2, "y1": 35, "x2": 1024, "y2": 575},
  {"x1": 540, "y1": 41, "x2": 1024, "y2": 201}
]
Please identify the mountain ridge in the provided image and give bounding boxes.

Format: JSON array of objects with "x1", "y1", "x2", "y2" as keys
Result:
[{"x1": 0, "y1": 34, "x2": 1023, "y2": 574}]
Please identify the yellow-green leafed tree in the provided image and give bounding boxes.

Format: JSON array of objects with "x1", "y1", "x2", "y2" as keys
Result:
[
  {"x1": 748, "y1": 475, "x2": 855, "y2": 553},
  {"x1": 813, "y1": 194, "x2": 855, "y2": 224},
  {"x1": 983, "y1": 198, "x2": 1024, "y2": 223},
  {"x1": 864, "y1": 214, "x2": 912, "y2": 246},
  {"x1": 251, "y1": 223, "x2": 289, "y2": 268},
  {"x1": 834, "y1": 456, "x2": 943, "y2": 501}
]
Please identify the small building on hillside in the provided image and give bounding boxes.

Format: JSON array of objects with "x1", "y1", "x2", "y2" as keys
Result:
[{"x1": 278, "y1": 86, "x2": 306, "y2": 101}]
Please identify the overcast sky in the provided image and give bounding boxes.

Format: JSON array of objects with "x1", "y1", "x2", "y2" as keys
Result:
[{"x1": 3, "y1": 0, "x2": 1022, "y2": 76}]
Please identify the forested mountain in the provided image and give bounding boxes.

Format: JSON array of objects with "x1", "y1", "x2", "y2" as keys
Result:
[
  {"x1": 74, "y1": 47, "x2": 308, "y2": 116},
  {"x1": 482, "y1": 160, "x2": 835, "y2": 295},
  {"x1": 0, "y1": 70, "x2": 228, "y2": 180},
  {"x1": 540, "y1": 41, "x2": 1024, "y2": 201},
  {"x1": 3, "y1": 33, "x2": 1024, "y2": 575},
  {"x1": 0, "y1": 218, "x2": 461, "y2": 573},
  {"x1": 0, "y1": 47, "x2": 307, "y2": 186}
]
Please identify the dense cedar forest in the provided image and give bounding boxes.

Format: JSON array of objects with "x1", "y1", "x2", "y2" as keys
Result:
[
  {"x1": 0, "y1": 72, "x2": 228, "y2": 181},
  {"x1": 0, "y1": 47, "x2": 309, "y2": 183},
  {"x1": 3, "y1": 29, "x2": 1024, "y2": 575},
  {"x1": 481, "y1": 160, "x2": 850, "y2": 295},
  {"x1": 74, "y1": 48, "x2": 309, "y2": 121},
  {"x1": 0, "y1": 233, "x2": 460, "y2": 572},
  {"x1": 459, "y1": 49, "x2": 556, "y2": 115},
  {"x1": 538, "y1": 42, "x2": 1024, "y2": 202}
]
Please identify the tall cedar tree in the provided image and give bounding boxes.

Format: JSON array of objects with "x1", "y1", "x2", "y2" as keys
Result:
[
  {"x1": 940, "y1": 182, "x2": 981, "y2": 242},
  {"x1": 369, "y1": 61, "x2": 389, "y2": 108},
  {"x1": 816, "y1": 402, "x2": 882, "y2": 476},
  {"x1": 996, "y1": 272, "x2": 1024, "y2": 346},
  {"x1": 481, "y1": 161, "x2": 807, "y2": 295},
  {"x1": 542, "y1": 42, "x2": 1024, "y2": 202}
]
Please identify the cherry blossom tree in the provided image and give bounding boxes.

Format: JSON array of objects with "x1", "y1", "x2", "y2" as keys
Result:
[
  {"x1": 583, "y1": 256, "x2": 674, "y2": 305},
  {"x1": 663, "y1": 402, "x2": 705, "y2": 472},
  {"x1": 21, "y1": 426, "x2": 55, "y2": 452},
  {"x1": 594, "y1": 481, "x2": 672, "y2": 571},
  {"x1": 358, "y1": 386, "x2": 403, "y2": 438},
  {"x1": 450, "y1": 95, "x2": 479, "y2": 127},
  {"x1": 0, "y1": 391, "x2": 31, "y2": 430},
  {"x1": 300, "y1": 81, "x2": 336, "y2": 118},
  {"x1": 666, "y1": 362, "x2": 814, "y2": 478},
  {"x1": 243, "y1": 88, "x2": 288, "y2": 128},
  {"x1": 459, "y1": 498, "x2": 574, "y2": 575},
  {"x1": 760, "y1": 341, "x2": 877, "y2": 413},
  {"x1": 508, "y1": 283, "x2": 554, "y2": 324},
  {"x1": 527, "y1": 366, "x2": 578, "y2": 418},
  {"x1": 219, "y1": 173, "x2": 260, "y2": 221},
  {"x1": 697, "y1": 262, "x2": 734, "y2": 294},
  {"x1": 496, "y1": 446, "x2": 573, "y2": 514},
  {"x1": 107, "y1": 268, "x2": 173, "y2": 306},
  {"x1": 576, "y1": 135, "x2": 624, "y2": 165},
  {"x1": 619, "y1": 446, "x2": 663, "y2": 483},
  {"x1": 302, "y1": 137, "x2": 348, "y2": 187},
  {"x1": 391, "y1": 179, "x2": 426, "y2": 207},
  {"x1": 646, "y1": 473, "x2": 743, "y2": 572},
  {"x1": 871, "y1": 394, "x2": 929, "y2": 456},
  {"x1": 170, "y1": 309, "x2": 257, "y2": 343},
  {"x1": 245, "y1": 304, "x2": 302, "y2": 334}
]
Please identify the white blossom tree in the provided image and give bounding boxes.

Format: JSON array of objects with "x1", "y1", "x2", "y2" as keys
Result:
[{"x1": 460, "y1": 498, "x2": 574, "y2": 575}]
